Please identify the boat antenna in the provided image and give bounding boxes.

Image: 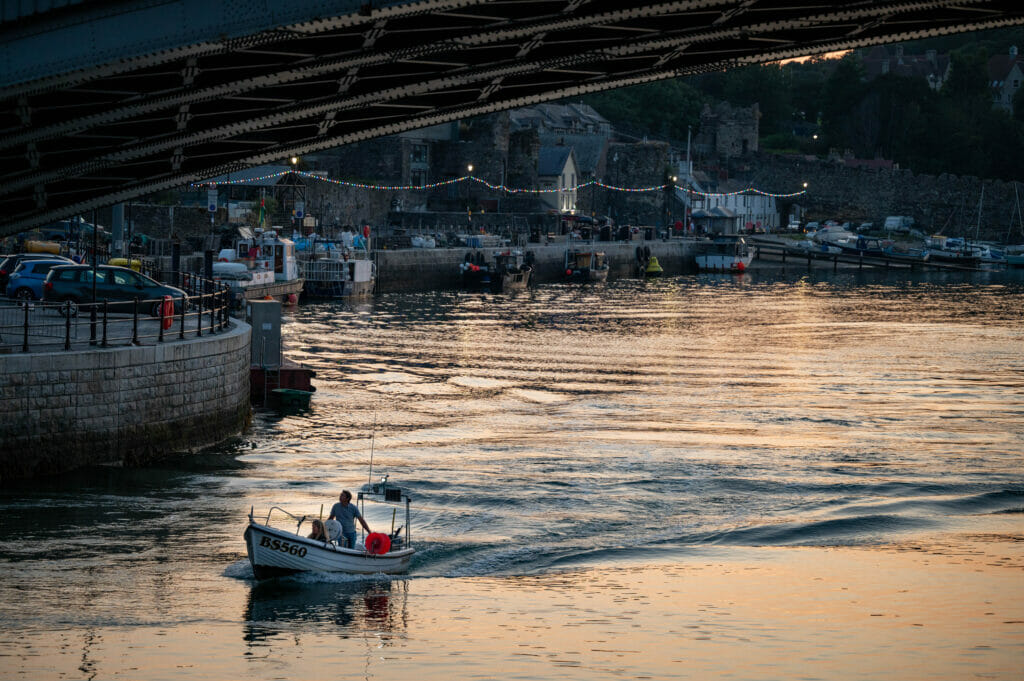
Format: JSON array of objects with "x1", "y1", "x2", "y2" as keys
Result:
[{"x1": 367, "y1": 412, "x2": 377, "y2": 486}]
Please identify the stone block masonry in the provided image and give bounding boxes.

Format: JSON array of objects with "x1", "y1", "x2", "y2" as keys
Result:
[{"x1": 0, "y1": 321, "x2": 252, "y2": 481}]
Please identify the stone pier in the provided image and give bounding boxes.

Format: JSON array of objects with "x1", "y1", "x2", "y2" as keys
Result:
[{"x1": 0, "y1": 320, "x2": 251, "y2": 480}]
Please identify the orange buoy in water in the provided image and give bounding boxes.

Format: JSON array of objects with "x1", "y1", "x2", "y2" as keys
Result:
[
  {"x1": 286, "y1": 293, "x2": 298, "y2": 305},
  {"x1": 364, "y1": 532, "x2": 391, "y2": 555},
  {"x1": 736, "y1": 261, "x2": 746, "y2": 272}
]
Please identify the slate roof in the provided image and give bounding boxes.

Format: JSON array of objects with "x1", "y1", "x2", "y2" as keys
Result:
[
  {"x1": 988, "y1": 53, "x2": 1023, "y2": 85},
  {"x1": 538, "y1": 146, "x2": 573, "y2": 176},
  {"x1": 538, "y1": 133, "x2": 608, "y2": 176},
  {"x1": 509, "y1": 102, "x2": 610, "y2": 133}
]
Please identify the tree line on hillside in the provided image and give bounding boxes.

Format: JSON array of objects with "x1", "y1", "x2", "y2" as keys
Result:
[{"x1": 579, "y1": 27, "x2": 1024, "y2": 182}]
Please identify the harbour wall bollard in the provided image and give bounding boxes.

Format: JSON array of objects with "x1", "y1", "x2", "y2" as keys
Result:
[
  {"x1": 0, "y1": 321, "x2": 251, "y2": 481},
  {"x1": 374, "y1": 239, "x2": 698, "y2": 292}
]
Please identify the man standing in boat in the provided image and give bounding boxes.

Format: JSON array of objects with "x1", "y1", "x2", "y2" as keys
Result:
[{"x1": 329, "y1": 490, "x2": 372, "y2": 549}]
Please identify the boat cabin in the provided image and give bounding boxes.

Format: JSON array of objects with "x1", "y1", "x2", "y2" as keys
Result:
[{"x1": 236, "y1": 228, "x2": 299, "y2": 282}]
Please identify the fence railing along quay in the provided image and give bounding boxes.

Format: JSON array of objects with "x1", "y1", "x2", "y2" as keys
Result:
[
  {"x1": 0, "y1": 273, "x2": 232, "y2": 354},
  {"x1": 749, "y1": 239, "x2": 982, "y2": 272}
]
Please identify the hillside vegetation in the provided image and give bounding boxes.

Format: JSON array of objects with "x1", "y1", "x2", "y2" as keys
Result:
[{"x1": 579, "y1": 27, "x2": 1024, "y2": 181}]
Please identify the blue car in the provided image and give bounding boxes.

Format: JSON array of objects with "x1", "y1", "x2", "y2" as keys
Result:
[{"x1": 5, "y1": 258, "x2": 72, "y2": 300}]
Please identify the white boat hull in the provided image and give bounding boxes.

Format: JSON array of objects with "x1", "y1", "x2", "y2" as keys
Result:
[{"x1": 244, "y1": 522, "x2": 414, "y2": 579}]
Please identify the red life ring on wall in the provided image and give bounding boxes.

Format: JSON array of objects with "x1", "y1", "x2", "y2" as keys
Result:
[
  {"x1": 160, "y1": 295, "x2": 174, "y2": 330},
  {"x1": 364, "y1": 532, "x2": 391, "y2": 555}
]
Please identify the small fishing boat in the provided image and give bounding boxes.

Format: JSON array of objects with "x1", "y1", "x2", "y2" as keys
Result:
[
  {"x1": 217, "y1": 228, "x2": 304, "y2": 306},
  {"x1": 837, "y1": 236, "x2": 889, "y2": 257},
  {"x1": 491, "y1": 250, "x2": 533, "y2": 292},
  {"x1": 925, "y1": 235, "x2": 981, "y2": 266},
  {"x1": 244, "y1": 476, "x2": 414, "y2": 579},
  {"x1": 882, "y1": 245, "x2": 930, "y2": 263},
  {"x1": 564, "y1": 248, "x2": 609, "y2": 282},
  {"x1": 794, "y1": 239, "x2": 841, "y2": 255},
  {"x1": 459, "y1": 251, "x2": 493, "y2": 289},
  {"x1": 694, "y1": 234, "x2": 753, "y2": 272}
]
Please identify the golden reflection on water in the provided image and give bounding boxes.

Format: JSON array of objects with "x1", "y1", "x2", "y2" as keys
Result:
[{"x1": 7, "y1": 542, "x2": 1020, "y2": 680}]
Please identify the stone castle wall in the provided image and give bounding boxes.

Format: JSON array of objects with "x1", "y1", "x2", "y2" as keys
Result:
[
  {"x1": 0, "y1": 322, "x2": 251, "y2": 480},
  {"x1": 748, "y1": 155, "x2": 1023, "y2": 241}
]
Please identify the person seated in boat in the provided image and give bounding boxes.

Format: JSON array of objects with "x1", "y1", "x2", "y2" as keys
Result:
[
  {"x1": 307, "y1": 518, "x2": 327, "y2": 541},
  {"x1": 328, "y1": 490, "x2": 372, "y2": 549}
]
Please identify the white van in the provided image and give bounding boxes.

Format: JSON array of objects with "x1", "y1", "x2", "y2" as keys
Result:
[{"x1": 884, "y1": 216, "x2": 914, "y2": 233}]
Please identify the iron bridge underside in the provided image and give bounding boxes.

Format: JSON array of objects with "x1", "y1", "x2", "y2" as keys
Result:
[{"x1": 1, "y1": 0, "x2": 1023, "y2": 234}]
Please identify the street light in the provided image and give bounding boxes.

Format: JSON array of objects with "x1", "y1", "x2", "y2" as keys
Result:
[{"x1": 290, "y1": 156, "x2": 299, "y2": 165}]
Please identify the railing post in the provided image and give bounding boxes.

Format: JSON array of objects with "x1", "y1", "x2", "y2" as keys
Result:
[
  {"x1": 64, "y1": 301, "x2": 72, "y2": 351},
  {"x1": 196, "y1": 291, "x2": 203, "y2": 337},
  {"x1": 21, "y1": 301, "x2": 29, "y2": 353},
  {"x1": 223, "y1": 286, "x2": 230, "y2": 329},
  {"x1": 209, "y1": 290, "x2": 215, "y2": 333},
  {"x1": 179, "y1": 295, "x2": 186, "y2": 339},
  {"x1": 158, "y1": 298, "x2": 165, "y2": 343},
  {"x1": 89, "y1": 301, "x2": 97, "y2": 345},
  {"x1": 101, "y1": 300, "x2": 109, "y2": 347},
  {"x1": 132, "y1": 298, "x2": 140, "y2": 345}
]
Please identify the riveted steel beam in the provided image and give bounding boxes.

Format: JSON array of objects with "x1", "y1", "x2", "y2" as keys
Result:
[{"x1": 0, "y1": 0, "x2": 1022, "y2": 234}]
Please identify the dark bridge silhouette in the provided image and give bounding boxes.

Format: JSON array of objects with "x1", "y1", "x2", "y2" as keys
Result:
[{"x1": 2, "y1": 0, "x2": 1023, "y2": 234}]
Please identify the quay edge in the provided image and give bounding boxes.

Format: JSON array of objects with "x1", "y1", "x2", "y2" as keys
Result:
[{"x1": 0, "y1": 321, "x2": 251, "y2": 482}]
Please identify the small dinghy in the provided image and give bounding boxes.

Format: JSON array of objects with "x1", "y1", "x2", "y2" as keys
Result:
[{"x1": 244, "y1": 477, "x2": 414, "y2": 579}]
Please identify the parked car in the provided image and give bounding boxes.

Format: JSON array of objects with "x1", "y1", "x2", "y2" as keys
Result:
[
  {"x1": 5, "y1": 258, "x2": 72, "y2": 300},
  {"x1": 0, "y1": 253, "x2": 73, "y2": 290},
  {"x1": 43, "y1": 265, "x2": 188, "y2": 316}
]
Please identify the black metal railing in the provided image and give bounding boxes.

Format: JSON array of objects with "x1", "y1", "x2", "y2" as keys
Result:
[{"x1": 0, "y1": 274, "x2": 232, "y2": 353}]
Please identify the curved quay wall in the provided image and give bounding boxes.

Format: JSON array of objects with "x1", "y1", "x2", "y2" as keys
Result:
[{"x1": 0, "y1": 321, "x2": 251, "y2": 481}]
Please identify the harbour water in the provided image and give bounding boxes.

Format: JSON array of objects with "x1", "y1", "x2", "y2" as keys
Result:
[{"x1": 1, "y1": 268, "x2": 1022, "y2": 680}]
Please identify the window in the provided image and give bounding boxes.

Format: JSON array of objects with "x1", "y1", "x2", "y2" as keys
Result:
[
  {"x1": 112, "y1": 270, "x2": 138, "y2": 286},
  {"x1": 410, "y1": 144, "x2": 428, "y2": 164},
  {"x1": 30, "y1": 262, "x2": 56, "y2": 275},
  {"x1": 411, "y1": 169, "x2": 427, "y2": 186},
  {"x1": 57, "y1": 269, "x2": 78, "y2": 282}
]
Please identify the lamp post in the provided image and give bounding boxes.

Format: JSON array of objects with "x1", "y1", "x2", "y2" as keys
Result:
[
  {"x1": 663, "y1": 172, "x2": 677, "y2": 237},
  {"x1": 466, "y1": 163, "x2": 474, "y2": 217}
]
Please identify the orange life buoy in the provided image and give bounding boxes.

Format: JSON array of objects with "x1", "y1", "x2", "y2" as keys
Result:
[
  {"x1": 364, "y1": 532, "x2": 391, "y2": 555},
  {"x1": 161, "y1": 295, "x2": 174, "y2": 330}
]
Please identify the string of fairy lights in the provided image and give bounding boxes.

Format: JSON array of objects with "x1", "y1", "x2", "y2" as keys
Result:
[{"x1": 192, "y1": 169, "x2": 808, "y2": 198}]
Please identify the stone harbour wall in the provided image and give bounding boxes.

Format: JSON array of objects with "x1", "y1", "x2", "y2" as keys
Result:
[
  {"x1": 0, "y1": 321, "x2": 251, "y2": 481},
  {"x1": 748, "y1": 155, "x2": 1024, "y2": 241}
]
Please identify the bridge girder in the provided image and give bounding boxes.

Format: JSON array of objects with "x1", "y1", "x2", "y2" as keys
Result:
[{"x1": 1, "y1": 0, "x2": 1023, "y2": 234}]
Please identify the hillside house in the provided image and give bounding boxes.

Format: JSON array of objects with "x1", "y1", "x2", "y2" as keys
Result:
[
  {"x1": 861, "y1": 45, "x2": 951, "y2": 90},
  {"x1": 988, "y1": 46, "x2": 1023, "y2": 113},
  {"x1": 537, "y1": 146, "x2": 580, "y2": 214}
]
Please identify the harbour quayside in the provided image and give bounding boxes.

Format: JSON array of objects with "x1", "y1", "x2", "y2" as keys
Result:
[{"x1": 244, "y1": 475, "x2": 414, "y2": 579}]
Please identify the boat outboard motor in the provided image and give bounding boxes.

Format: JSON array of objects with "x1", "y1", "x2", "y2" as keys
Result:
[{"x1": 324, "y1": 519, "x2": 343, "y2": 543}]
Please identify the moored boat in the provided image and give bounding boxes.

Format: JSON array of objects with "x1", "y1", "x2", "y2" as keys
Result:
[
  {"x1": 217, "y1": 228, "x2": 304, "y2": 306},
  {"x1": 882, "y1": 245, "x2": 930, "y2": 263},
  {"x1": 491, "y1": 250, "x2": 533, "y2": 292},
  {"x1": 459, "y1": 251, "x2": 493, "y2": 289},
  {"x1": 244, "y1": 478, "x2": 414, "y2": 579},
  {"x1": 925, "y1": 235, "x2": 981, "y2": 266},
  {"x1": 695, "y1": 234, "x2": 753, "y2": 272},
  {"x1": 564, "y1": 248, "x2": 609, "y2": 282},
  {"x1": 837, "y1": 236, "x2": 890, "y2": 257}
]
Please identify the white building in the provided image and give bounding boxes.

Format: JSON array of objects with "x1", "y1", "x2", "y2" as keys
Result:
[
  {"x1": 537, "y1": 146, "x2": 579, "y2": 214},
  {"x1": 690, "y1": 181, "x2": 778, "y2": 233}
]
